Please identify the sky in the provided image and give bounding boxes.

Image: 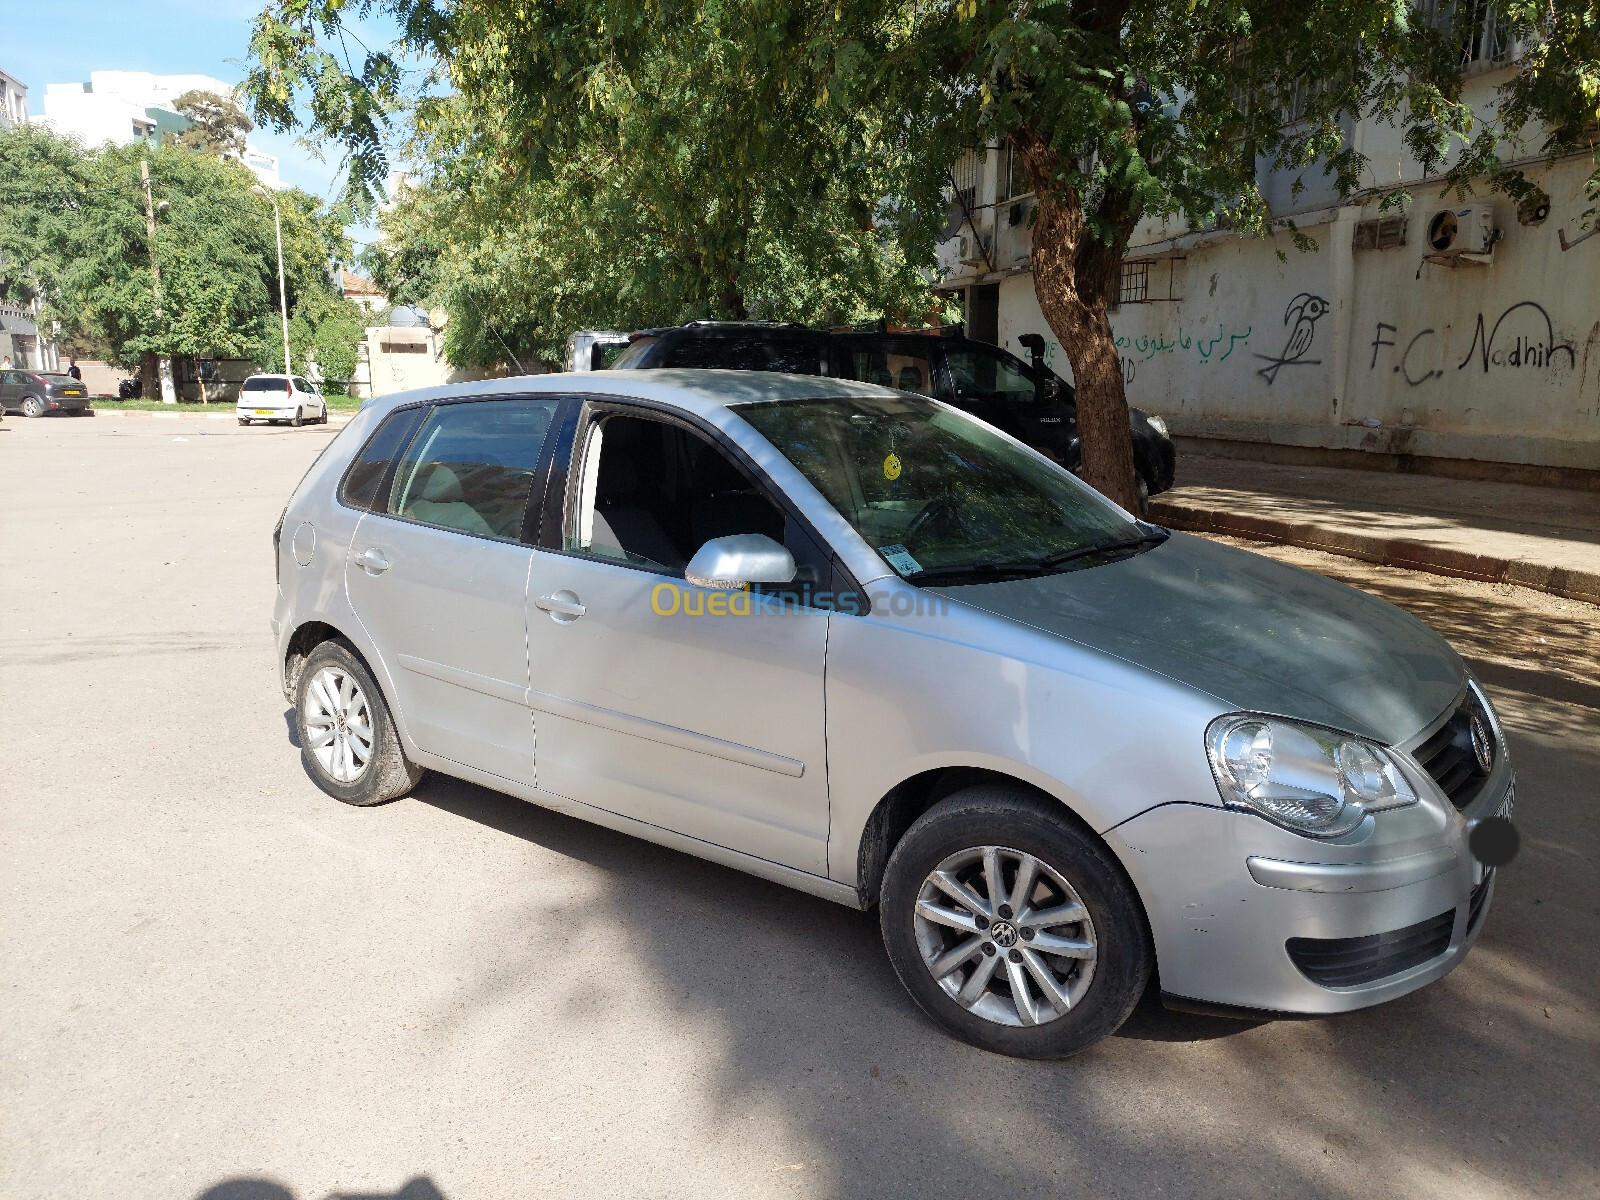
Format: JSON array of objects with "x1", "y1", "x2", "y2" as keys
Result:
[{"x1": 0, "y1": 0, "x2": 404, "y2": 242}]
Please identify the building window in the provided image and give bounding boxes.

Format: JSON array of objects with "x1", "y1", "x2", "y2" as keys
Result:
[
  {"x1": 1354, "y1": 214, "x2": 1408, "y2": 250},
  {"x1": 1119, "y1": 261, "x2": 1150, "y2": 305},
  {"x1": 950, "y1": 148, "x2": 982, "y2": 214},
  {"x1": 1116, "y1": 257, "x2": 1185, "y2": 306},
  {"x1": 1416, "y1": 1, "x2": 1527, "y2": 71},
  {"x1": 1001, "y1": 140, "x2": 1029, "y2": 202}
]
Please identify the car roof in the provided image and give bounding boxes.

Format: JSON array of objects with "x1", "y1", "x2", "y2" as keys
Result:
[{"x1": 356, "y1": 368, "x2": 906, "y2": 423}]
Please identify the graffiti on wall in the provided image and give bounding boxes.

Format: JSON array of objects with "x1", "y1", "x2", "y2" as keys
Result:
[
  {"x1": 1369, "y1": 300, "x2": 1576, "y2": 386},
  {"x1": 1114, "y1": 324, "x2": 1252, "y2": 368},
  {"x1": 1255, "y1": 293, "x2": 1329, "y2": 384}
]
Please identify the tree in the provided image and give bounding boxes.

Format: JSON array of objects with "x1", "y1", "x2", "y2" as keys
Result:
[
  {"x1": 171, "y1": 89, "x2": 254, "y2": 158},
  {"x1": 0, "y1": 125, "x2": 350, "y2": 395},
  {"x1": 247, "y1": 1, "x2": 1599, "y2": 507},
  {"x1": 250, "y1": 7, "x2": 947, "y2": 369}
]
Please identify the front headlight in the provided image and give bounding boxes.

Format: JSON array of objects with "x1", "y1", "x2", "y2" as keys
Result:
[
  {"x1": 1205, "y1": 714, "x2": 1417, "y2": 838},
  {"x1": 1145, "y1": 413, "x2": 1169, "y2": 437}
]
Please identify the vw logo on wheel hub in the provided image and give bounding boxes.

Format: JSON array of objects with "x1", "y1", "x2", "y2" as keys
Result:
[{"x1": 990, "y1": 920, "x2": 1019, "y2": 949}]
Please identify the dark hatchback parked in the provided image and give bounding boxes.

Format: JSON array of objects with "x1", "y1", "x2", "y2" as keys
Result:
[
  {"x1": 610, "y1": 322, "x2": 1176, "y2": 499},
  {"x1": 0, "y1": 370, "x2": 93, "y2": 417}
]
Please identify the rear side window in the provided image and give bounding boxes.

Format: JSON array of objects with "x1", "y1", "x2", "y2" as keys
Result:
[
  {"x1": 340, "y1": 405, "x2": 429, "y2": 512},
  {"x1": 610, "y1": 336, "x2": 659, "y2": 369},
  {"x1": 387, "y1": 398, "x2": 561, "y2": 541},
  {"x1": 665, "y1": 335, "x2": 824, "y2": 374}
]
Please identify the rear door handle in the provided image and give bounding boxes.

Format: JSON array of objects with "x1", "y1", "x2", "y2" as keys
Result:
[
  {"x1": 355, "y1": 547, "x2": 390, "y2": 574},
  {"x1": 535, "y1": 590, "x2": 586, "y2": 621}
]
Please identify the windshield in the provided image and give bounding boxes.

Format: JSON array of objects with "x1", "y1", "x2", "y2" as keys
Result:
[{"x1": 737, "y1": 394, "x2": 1154, "y2": 583}]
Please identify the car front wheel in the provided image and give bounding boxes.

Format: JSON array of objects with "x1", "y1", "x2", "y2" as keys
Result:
[
  {"x1": 880, "y1": 786, "x2": 1151, "y2": 1058},
  {"x1": 294, "y1": 640, "x2": 424, "y2": 806}
]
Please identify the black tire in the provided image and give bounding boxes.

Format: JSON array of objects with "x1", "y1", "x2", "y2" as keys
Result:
[
  {"x1": 238, "y1": 418, "x2": 250, "y2": 426},
  {"x1": 290, "y1": 407, "x2": 303, "y2": 428},
  {"x1": 293, "y1": 640, "x2": 423, "y2": 806},
  {"x1": 880, "y1": 786, "x2": 1151, "y2": 1058}
]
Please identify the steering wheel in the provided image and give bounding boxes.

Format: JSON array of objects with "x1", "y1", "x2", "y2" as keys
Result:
[{"x1": 905, "y1": 497, "x2": 966, "y2": 544}]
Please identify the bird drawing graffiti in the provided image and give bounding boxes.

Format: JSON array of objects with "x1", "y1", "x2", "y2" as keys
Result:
[{"x1": 1255, "y1": 293, "x2": 1329, "y2": 383}]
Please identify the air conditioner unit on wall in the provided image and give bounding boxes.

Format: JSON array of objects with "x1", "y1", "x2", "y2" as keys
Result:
[
  {"x1": 958, "y1": 234, "x2": 990, "y2": 267},
  {"x1": 1423, "y1": 203, "x2": 1498, "y2": 265}
]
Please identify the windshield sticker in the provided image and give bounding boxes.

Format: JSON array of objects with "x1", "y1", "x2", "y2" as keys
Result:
[
  {"x1": 883, "y1": 452, "x2": 902, "y2": 481},
  {"x1": 878, "y1": 543, "x2": 922, "y2": 575}
]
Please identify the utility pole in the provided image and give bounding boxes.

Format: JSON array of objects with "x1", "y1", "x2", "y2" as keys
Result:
[
  {"x1": 253, "y1": 185, "x2": 292, "y2": 377},
  {"x1": 140, "y1": 157, "x2": 177, "y2": 404}
]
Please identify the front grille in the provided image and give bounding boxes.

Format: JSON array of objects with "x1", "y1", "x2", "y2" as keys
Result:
[
  {"x1": 1466, "y1": 871, "x2": 1493, "y2": 935},
  {"x1": 1287, "y1": 909, "x2": 1455, "y2": 987},
  {"x1": 1414, "y1": 691, "x2": 1495, "y2": 810}
]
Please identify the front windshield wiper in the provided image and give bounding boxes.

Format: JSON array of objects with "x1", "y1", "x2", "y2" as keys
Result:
[
  {"x1": 903, "y1": 559, "x2": 1048, "y2": 585},
  {"x1": 1039, "y1": 529, "x2": 1170, "y2": 568}
]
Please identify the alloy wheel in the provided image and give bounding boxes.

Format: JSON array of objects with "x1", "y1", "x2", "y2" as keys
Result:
[
  {"x1": 912, "y1": 845, "x2": 1097, "y2": 1027},
  {"x1": 302, "y1": 665, "x2": 375, "y2": 783}
]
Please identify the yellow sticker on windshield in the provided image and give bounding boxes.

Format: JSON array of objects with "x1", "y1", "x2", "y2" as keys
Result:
[{"x1": 883, "y1": 453, "x2": 902, "y2": 481}]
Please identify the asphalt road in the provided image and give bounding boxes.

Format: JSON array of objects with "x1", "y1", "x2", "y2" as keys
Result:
[{"x1": 3, "y1": 414, "x2": 1596, "y2": 1200}]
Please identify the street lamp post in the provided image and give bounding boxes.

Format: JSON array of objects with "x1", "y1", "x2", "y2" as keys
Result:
[
  {"x1": 253, "y1": 185, "x2": 291, "y2": 377},
  {"x1": 140, "y1": 157, "x2": 178, "y2": 404}
]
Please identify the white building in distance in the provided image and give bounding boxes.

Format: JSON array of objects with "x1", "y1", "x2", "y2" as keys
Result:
[
  {"x1": 1, "y1": 68, "x2": 27, "y2": 129},
  {"x1": 40, "y1": 70, "x2": 281, "y2": 187}
]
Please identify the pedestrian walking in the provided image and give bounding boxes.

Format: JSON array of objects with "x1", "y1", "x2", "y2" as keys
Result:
[{"x1": 67, "y1": 359, "x2": 82, "y2": 381}]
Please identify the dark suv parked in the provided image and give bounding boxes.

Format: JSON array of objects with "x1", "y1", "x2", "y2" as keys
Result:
[{"x1": 609, "y1": 322, "x2": 1176, "y2": 498}]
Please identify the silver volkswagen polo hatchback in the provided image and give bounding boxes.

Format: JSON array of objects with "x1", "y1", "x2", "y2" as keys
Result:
[{"x1": 272, "y1": 371, "x2": 1513, "y2": 1057}]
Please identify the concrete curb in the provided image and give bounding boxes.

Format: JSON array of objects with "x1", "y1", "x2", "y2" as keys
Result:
[{"x1": 1149, "y1": 496, "x2": 1600, "y2": 606}]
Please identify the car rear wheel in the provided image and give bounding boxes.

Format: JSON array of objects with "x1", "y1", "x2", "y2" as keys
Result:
[
  {"x1": 290, "y1": 407, "x2": 303, "y2": 428},
  {"x1": 238, "y1": 418, "x2": 250, "y2": 426},
  {"x1": 21, "y1": 397, "x2": 45, "y2": 418},
  {"x1": 880, "y1": 785, "x2": 1151, "y2": 1058},
  {"x1": 294, "y1": 640, "x2": 424, "y2": 806}
]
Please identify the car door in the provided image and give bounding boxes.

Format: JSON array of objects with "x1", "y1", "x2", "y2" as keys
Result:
[
  {"x1": 0, "y1": 371, "x2": 15, "y2": 411},
  {"x1": 344, "y1": 396, "x2": 561, "y2": 787},
  {"x1": 939, "y1": 342, "x2": 1073, "y2": 461},
  {"x1": 522, "y1": 402, "x2": 833, "y2": 875}
]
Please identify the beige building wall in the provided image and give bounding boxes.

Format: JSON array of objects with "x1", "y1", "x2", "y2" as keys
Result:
[{"x1": 944, "y1": 63, "x2": 1600, "y2": 477}]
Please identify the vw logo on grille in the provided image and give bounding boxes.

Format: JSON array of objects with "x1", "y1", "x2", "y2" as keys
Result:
[{"x1": 1469, "y1": 713, "x2": 1494, "y2": 773}]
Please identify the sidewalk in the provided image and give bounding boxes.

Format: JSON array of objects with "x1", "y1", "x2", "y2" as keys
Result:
[{"x1": 1149, "y1": 455, "x2": 1600, "y2": 605}]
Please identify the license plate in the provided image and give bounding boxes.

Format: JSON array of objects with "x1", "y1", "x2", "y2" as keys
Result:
[
  {"x1": 254, "y1": 409, "x2": 275, "y2": 415},
  {"x1": 63, "y1": 389, "x2": 85, "y2": 397}
]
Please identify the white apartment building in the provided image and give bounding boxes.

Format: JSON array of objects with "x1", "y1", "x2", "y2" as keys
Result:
[
  {"x1": 40, "y1": 70, "x2": 281, "y2": 187},
  {"x1": 1, "y1": 68, "x2": 27, "y2": 129},
  {"x1": 940, "y1": 33, "x2": 1599, "y2": 482}
]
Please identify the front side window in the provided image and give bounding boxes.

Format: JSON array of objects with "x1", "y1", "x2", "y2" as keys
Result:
[
  {"x1": 737, "y1": 394, "x2": 1148, "y2": 584},
  {"x1": 945, "y1": 346, "x2": 1036, "y2": 407},
  {"x1": 565, "y1": 412, "x2": 787, "y2": 576},
  {"x1": 386, "y1": 398, "x2": 558, "y2": 541}
]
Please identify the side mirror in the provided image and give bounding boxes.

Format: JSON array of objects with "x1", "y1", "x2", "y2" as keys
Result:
[{"x1": 685, "y1": 533, "x2": 796, "y2": 590}]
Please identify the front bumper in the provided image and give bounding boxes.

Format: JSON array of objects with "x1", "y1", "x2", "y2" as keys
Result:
[{"x1": 1105, "y1": 767, "x2": 1512, "y2": 1015}]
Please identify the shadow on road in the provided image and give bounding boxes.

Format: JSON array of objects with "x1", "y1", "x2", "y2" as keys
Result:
[{"x1": 198, "y1": 1177, "x2": 445, "y2": 1200}]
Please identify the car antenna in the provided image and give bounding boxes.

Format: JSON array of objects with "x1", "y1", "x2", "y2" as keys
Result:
[{"x1": 454, "y1": 289, "x2": 526, "y2": 374}]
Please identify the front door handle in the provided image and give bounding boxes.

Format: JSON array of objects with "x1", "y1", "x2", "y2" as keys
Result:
[
  {"x1": 535, "y1": 590, "x2": 586, "y2": 622},
  {"x1": 355, "y1": 547, "x2": 390, "y2": 574}
]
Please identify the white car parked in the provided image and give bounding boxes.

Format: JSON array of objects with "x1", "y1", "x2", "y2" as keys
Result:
[{"x1": 237, "y1": 374, "x2": 329, "y2": 427}]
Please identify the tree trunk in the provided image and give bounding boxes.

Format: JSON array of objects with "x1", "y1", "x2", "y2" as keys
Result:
[
  {"x1": 139, "y1": 352, "x2": 159, "y2": 402},
  {"x1": 1017, "y1": 143, "x2": 1142, "y2": 513},
  {"x1": 195, "y1": 355, "x2": 210, "y2": 404}
]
